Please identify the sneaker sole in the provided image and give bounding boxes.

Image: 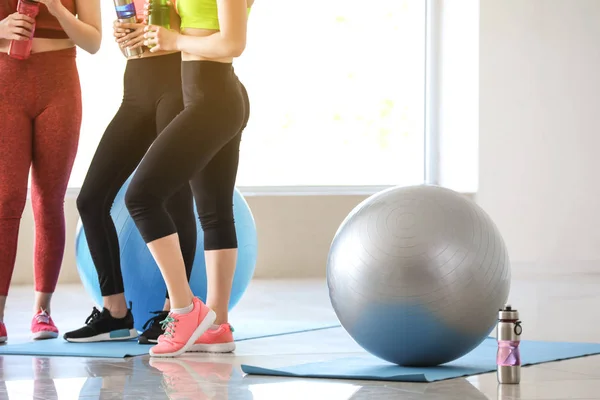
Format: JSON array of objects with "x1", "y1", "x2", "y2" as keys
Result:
[
  {"x1": 32, "y1": 331, "x2": 59, "y2": 340},
  {"x1": 138, "y1": 337, "x2": 158, "y2": 345},
  {"x1": 65, "y1": 329, "x2": 138, "y2": 343},
  {"x1": 149, "y1": 309, "x2": 216, "y2": 358},
  {"x1": 0, "y1": 336, "x2": 6, "y2": 343},
  {"x1": 187, "y1": 342, "x2": 236, "y2": 353}
]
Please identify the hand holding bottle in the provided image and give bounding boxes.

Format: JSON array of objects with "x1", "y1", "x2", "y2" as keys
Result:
[
  {"x1": 0, "y1": 12, "x2": 34, "y2": 41},
  {"x1": 114, "y1": 20, "x2": 146, "y2": 50}
]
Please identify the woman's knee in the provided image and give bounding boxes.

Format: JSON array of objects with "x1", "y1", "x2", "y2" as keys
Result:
[
  {"x1": 76, "y1": 183, "x2": 107, "y2": 219},
  {"x1": 0, "y1": 189, "x2": 27, "y2": 219},
  {"x1": 198, "y1": 211, "x2": 237, "y2": 250},
  {"x1": 124, "y1": 179, "x2": 163, "y2": 219}
]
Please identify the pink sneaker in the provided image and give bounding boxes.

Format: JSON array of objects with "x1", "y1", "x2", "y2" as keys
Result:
[
  {"x1": 31, "y1": 310, "x2": 59, "y2": 340},
  {"x1": 0, "y1": 322, "x2": 6, "y2": 343},
  {"x1": 188, "y1": 323, "x2": 236, "y2": 353},
  {"x1": 149, "y1": 297, "x2": 216, "y2": 358}
]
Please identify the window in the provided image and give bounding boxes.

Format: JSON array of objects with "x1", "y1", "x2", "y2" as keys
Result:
[
  {"x1": 436, "y1": 0, "x2": 479, "y2": 193},
  {"x1": 70, "y1": 0, "x2": 428, "y2": 189},
  {"x1": 235, "y1": 0, "x2": 427, "y2": 187},
  {"x1": 70, "y1": 0, "x2": 126, "y2": 188}
]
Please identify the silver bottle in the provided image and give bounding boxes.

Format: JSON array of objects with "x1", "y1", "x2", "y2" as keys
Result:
[
  {"x1": 497, "y1": 305, "x2": 522, "y2": 384},
  {"x1": 113, "y1": 0, "x2": 144, "y2": 58}
]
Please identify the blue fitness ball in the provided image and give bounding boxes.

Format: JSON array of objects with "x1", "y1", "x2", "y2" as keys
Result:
[{"x1": 75, "y1": 176, "x2": 258, "y2": 332}]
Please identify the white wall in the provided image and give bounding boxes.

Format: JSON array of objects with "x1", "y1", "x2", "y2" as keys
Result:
[{"x1": 477, "y1": 0, "x2": 600, "y2": 271}]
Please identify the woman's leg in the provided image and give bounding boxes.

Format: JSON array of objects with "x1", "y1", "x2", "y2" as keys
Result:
[
  {"x1": 162, "y1": 184, "x2": 196, "y2": 298},
  {"x1": 187, "y1": 84, "x2": 249, "y2": 354},
  {"x1": 63, "y1": 100, "x2": 156, "y2": 342},
  {"x1": 124, "y1": 66, "x2": 246, "y2": 356},
  {"x1": 138, "y1": 94, "x2": 197, "y2": 345},
  {"x1": 195, "y1": 84, "x2": 249, "y2": 326},
  {"x1": 0, "y1": 111, "x2": 32, "y2": 325},
  {"x1": 29, "y1": 78, "x2": 81, "y2": 339},
  {"x1": 155, "y1": 93, "x2": 198, "y2": 302},
  {"x1": 125, "y1": 109, "x2": 244, "y2": 306},
  {"x1": 183, "y1": 134, "x2": 241, "y2": 354},
  {"x1": 66, "y1": 54, "x2": 190, "y2": 343},
  {"x1": 0, "y1": 54, "x2": 34, "y2": 339}
]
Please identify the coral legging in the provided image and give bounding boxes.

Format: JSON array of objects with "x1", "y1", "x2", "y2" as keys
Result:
[{"x1": 0, "y1": 47, "x2": 81, "y2": 296}]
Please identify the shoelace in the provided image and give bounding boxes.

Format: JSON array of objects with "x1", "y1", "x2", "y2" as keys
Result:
[
  {"x1": 85, "y1": 307, "x2": 103, "y2": 325},
  {"x1": 142, "y1": 311, "x2": 169, "y2": 330},
  {"x1": 35, "y1": 310, "x2": 50, "y2": 325},
  {"x1": 160, "y1": 315, "x2": 178, "y2": 338}
]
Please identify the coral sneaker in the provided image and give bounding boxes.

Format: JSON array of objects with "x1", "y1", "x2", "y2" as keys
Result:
[
  {"x1": 0, "y1": 322, "x2": 6, "y2": 343},
  {"x1": 31, "y1": 310, "x2": 59, "y2": 340},
  {"x1": 188, "y1": 324, "x2": 236, "y2": 353},
  {"x1": 149, "y1": 297, "x2": 216, "y2": 358}
]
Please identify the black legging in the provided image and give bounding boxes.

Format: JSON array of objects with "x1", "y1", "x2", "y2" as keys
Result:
[
  {"x1": 125, "y1": 61, "x2": 249, "y2": 251},
  {"x1": 77, "y1": 53, "x2": 196, "y2": 297}
]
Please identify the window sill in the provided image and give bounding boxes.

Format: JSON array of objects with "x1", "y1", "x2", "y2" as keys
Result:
[{"x1": 62, "y1": 185, "x2": 476, "y2": 198}]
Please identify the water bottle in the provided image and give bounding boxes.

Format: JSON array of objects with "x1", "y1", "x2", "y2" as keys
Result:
[
  {"x1": 8, "y1": 0, "x2": 40, "y2": 60},
  {"x1": 497, "y1": 304, "x2": 522, "y2": 384},
  {"x1": 113, "y1": 0, "x2": 144, "y2": 58},
  {"x1": 148, "y1": 0, "x2": 170, "y2": 29}
]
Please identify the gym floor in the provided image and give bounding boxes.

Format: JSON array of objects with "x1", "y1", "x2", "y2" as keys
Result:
[{"x1": 1, "y1": 270, "x2": 599, "y2": 399}]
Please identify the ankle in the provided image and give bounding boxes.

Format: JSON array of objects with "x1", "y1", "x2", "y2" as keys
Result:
[
  {"x1": 169, "y1": 294, "x2": 194, "y2": 311},
  {"x1": 171, "y1": 302, "x2": 194, "y2": 315},
  {"x1": 107, "y1": 307, "x2": 128, "y2": 319},
  {"x1": 103, "y1": 294, "x2": 129, "y2": 319},
  {"x1": 209, "y1": 308, "x2": 228, "y2": 325}
]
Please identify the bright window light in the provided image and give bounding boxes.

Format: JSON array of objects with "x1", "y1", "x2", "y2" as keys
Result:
[{"x1": 70, "y1": 0, "x2": 427, "y2": 190}]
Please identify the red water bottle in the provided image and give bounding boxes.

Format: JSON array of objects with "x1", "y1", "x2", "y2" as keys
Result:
[{"x1": 8, "y1": 0, "x2": 40, "y2": 60}]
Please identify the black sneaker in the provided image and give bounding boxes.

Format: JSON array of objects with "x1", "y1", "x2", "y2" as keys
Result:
[
  {"x1": 63, "y1": 306, "x2": 138, "y2": 343},
  {"x1": 138, "y1": 311, "x2": 168, "y2": 344}
]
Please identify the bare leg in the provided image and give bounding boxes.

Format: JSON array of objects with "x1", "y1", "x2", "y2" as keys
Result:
[
  {"x1": 205, "y1": 249, "x2": 237, "y2": 325},
  {"x1": 102, "y1": 294, "x2": 128, "y2": 319},
  {"x1": 163, "y1": 298, "x2": 171, "y2": 311},
  {"x1": 147, "y1": 233, "x2": 194, "y2": 310},
  {"x1": 33, "y1": 292, "x2": 53, "y2": 314}
]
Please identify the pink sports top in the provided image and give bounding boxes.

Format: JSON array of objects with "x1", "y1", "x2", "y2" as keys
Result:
[{"x1": 0, "y1": 0, "x2": 77, "y2": 39}]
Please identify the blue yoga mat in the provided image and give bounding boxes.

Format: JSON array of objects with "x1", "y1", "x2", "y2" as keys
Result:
[
  {"x1": 0, "y1": 339, "x2": 147, "y2": 358},
  {"x1": 241, "y1": 337, "x2": 600, "y2": 382},
  {"x1": 234, "y1": 321, "x2": 340, "y2": 341},
  {"x1": 0, "y1": 322, "x2": 340, "y2": 358}
]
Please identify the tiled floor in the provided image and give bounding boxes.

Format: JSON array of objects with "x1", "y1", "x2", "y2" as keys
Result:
[{"x1": 1, "y1": 272, "x2": 599, "y2": 399}]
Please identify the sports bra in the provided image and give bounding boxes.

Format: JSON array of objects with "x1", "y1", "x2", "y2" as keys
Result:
[
  {"x1": 173, "y1": 0, "x2": 251, "y2": 31},
  {"x1": 0, "y1": 0, "x2": 77, "y2": 39}
]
